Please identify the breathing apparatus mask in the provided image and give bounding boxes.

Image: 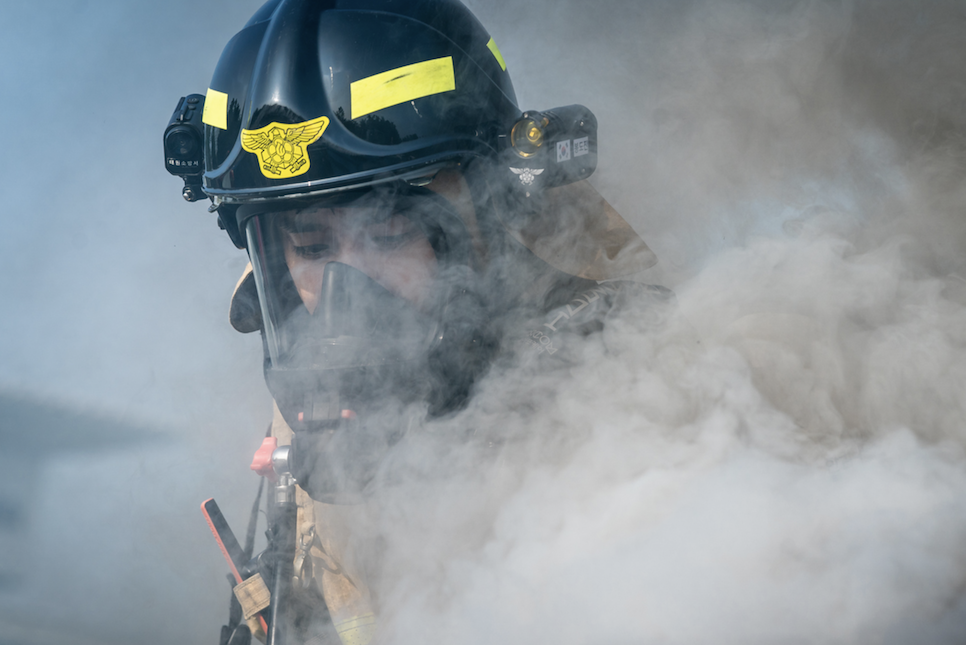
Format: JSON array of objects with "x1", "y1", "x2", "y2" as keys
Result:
[{"x1": 237, "y1": 186, "x2": 490, "y2": 499}]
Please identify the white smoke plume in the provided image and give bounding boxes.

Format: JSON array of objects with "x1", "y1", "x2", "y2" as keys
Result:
[
  {"x1": 329, "y1": 1, "x2": 966, "y2": 642},
  {"x1": 363, "y1": 227, "x2": 966, "y2": 643}
]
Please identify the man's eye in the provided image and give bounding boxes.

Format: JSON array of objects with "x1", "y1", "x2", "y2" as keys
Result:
[{"x1": 294, "y1": 243, "x2": 330, "y2": 259}]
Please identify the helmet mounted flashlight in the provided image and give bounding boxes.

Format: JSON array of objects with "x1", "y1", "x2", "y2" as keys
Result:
[
  {"x1": 506, "y1": 105, "x2": 598, "y2": 191},
  {"x1": 510, "y1": 114, "x2": 548, "y2": 158}
]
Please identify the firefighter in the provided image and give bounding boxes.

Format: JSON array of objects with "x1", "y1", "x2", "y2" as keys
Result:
[{"x1": 169, "y1": 1, "x2": 663, "y2": 642}]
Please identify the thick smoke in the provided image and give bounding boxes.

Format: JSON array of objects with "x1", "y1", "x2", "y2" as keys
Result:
[
  {"x1": 363, "y1": 228, "x2": 966, "y2": 643},
  {"x1": 323, "y1": 1, "x2": 966, "y2": 643}
]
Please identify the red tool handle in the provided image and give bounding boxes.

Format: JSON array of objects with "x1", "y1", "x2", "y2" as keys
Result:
[{"x1": 201, "y1": 498, "x2": 269, "y2": 634}]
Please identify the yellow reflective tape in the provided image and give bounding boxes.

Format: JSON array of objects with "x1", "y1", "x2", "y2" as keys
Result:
[
  {"x1": 202, "y1": 88, "x2": 229, "y2": 130},
  {"x1": 486, "y1": 38, "x2": 507, "y2": 72},
  {"x1": 241, "y1": 116, "x2": 329, "y2": 179},
  {"x1": 350, "y1": 56, "x2": 455, "y2": 120}
]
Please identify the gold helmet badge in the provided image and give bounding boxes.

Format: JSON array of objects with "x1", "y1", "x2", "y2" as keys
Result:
[{"x1": 241, "y1": 116, "x2": 330, "y2": 179}]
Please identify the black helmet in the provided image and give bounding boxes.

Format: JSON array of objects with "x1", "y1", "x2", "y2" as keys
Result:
[
  {"x1": 163, "y1": 0, "x2": 601, "y2": 246},
  {"x1": 203, "y1": 0, "x2": 520, "y2": 206}
]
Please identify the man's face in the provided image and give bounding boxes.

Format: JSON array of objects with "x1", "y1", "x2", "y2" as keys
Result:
[{"x1": 277, "y1": 203, "x2": 438, "y2": 313}]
